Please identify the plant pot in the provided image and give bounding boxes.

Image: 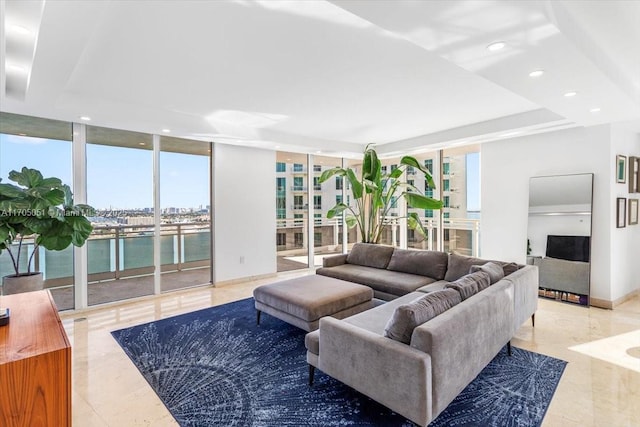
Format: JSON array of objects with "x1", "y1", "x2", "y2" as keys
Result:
[{"x1": 1, "y1": 272, "x2": 44, "y2": 295}]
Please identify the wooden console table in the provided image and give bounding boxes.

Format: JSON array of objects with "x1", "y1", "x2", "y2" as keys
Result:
[{"x1": 0, "y1": 290, "x2": 71, "y2": 426}]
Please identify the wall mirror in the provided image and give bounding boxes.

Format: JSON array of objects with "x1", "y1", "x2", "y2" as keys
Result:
[{"x1": 527, "y1": 173, "x2": 593, "y2": 306}]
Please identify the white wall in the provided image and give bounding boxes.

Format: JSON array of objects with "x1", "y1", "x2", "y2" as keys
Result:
[
  {"x1": 609, "y1": 124, "x2": 640, "y2": 301},
  {"x1": 481, "y1": 125, "x2": 612, "y2": 301},
  {"x1": 213, "y1": 144, "x2": 276, "y2": 282}
]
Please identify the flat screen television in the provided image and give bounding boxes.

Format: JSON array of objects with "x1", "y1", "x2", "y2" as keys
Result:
[{"x1": 546, "y1": 235, "x2": 590, "y2": 263}]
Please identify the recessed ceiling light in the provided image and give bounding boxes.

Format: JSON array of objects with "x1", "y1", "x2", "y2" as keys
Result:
[
  {"x1": 139, "y1": 142, "x2": 146, "y2": 146},
  {"x1": 564, "y1": 91, "x2": 577, "y2": 97},
  {"x1": 162, "y1": 129, "x2": 171, "y2": 133},
  {"x1": 10, "y1": 24, "x2": 31, "y2": 35},
  {"x1": 275, "y1": 145, "x2": 281, "y2": 149},
  {"x1": 590, "y1": 107, "x2": 601, "y2": 113},
  {"x1": 18, "y1": 133, "x2": 27, "y2": 136},
  {"x1": 79, "y1": 116, "x2": 91, "y2": 121},
  {"x1": 529, "y1": 69, "x2": 544, "y2": 78},
  {"x1": 316, "y1": 150, "x2": 322, "y2": 154},
  {"x1": 486, "y1": 41, "x2": 506, "y2": 51}
]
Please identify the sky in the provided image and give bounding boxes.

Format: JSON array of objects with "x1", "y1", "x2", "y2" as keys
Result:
[
  {"x1": 1, "y1": 134, "x2": 209, "y2": 210},
  {"x1": 466, "y1": 152, "x2": 481, "y2": 212}
]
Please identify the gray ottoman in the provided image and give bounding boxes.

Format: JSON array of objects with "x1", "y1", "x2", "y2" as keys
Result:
[{"x1": 253, "y1": 275, "x2": 374, "y2": 331}]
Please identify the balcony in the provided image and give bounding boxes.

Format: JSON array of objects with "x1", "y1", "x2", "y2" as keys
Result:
[
  {"x1": 0, "y1": 222, "x2": 212, "y2": 311},
  {"x1": 291, "y1": 186, "x2": 307, "y2": 192}
]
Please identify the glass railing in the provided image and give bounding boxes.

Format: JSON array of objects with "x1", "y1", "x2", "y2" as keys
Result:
[{"x1": 0, "y1": 222, "x2": 211, "y2": 290}]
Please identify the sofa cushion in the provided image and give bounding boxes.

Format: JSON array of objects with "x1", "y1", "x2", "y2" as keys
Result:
[
  {"x1": 445, "y1": 253, "x2": 521, "y2": 281},
  {"x1": 384, "y1": 289, "x2": 461, "y2": 344},
  {"x1": 345, "y1": 292, "x2": 427, "y2": 335},
  {"x1": 387, "y1": 249, "x2": 448, "y2": 280},
  {"x1": 469, "y1": 261, "x2": 504, "y2": 285},
  {"x1": 445, "y1": 270, "x2": 490, "y2": 299},
  {"x1": 502, "y1": 262, "x2": 520, "y2": 276},
  {"x1": 416, "y1": 280, "x2": 450, "y2": 294},
  {"x1": 346, "y1": 243, "x2": 395, "y2": 269},
  {"x1": 317, "y1": 264, "x2": 436, "y2": 296}
]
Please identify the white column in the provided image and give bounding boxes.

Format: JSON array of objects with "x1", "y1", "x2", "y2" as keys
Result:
[
  {"x1": 341, "y1": 157, "x2": 348, "y2": 254},
  {"x1": 399, "y1": 168, "x2": 408, "y2": 249},
  {"x1": 72, "y1": 123, "x2": 88, "y2": 310},
  {"x1": 306, "y1": 154, "x2": 314, "y2": 267},
  {"x1": 437, "y1": 150, "x2": 444, "y2": 252},
  {"x1": 209, "y1": 142, "x2": 215, "y2": 285},
  {"x1": 153, "y1": 134, "x2": 161, "y2": 294}
]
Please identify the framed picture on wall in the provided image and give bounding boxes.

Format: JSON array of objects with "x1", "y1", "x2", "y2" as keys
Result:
[
  {"x1": 629, "y1": 199, "x2": 639, "y2": 225},
  {"x1": 617, "y1": 155, "x2": 627, "y2": 183},
  {"x1": 617, "y1": 198, "x2": 626, "y2": 228},
  {"x1": 629, "y1": 157, "x2": 639, "y2": 193}
]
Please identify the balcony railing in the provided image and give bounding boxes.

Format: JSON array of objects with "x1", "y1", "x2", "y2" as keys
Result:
[{"x1": 0, "y1": 222, "x2": 211, "y2": 289}]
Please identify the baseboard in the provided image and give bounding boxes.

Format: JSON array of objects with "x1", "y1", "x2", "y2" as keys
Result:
[
  {"x1": 590, "y1": 288, "x2": 640, "y2": 310},
  {"x1": 613, "y1": 289, "x2": 640, "y2": 308},
  {"x1": 589, "y1": 298, "x2": 612, "y2": 309},
  {"x1": 214, "y1": 272, "x2": 278, "y2": 287}
]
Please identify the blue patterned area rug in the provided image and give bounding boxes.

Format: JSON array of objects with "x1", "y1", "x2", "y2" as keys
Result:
[{"x1": 111, "y1": 298, "x2": 566, "y2": 427}]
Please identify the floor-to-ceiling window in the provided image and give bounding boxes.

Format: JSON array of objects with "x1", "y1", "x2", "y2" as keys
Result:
[
  {"x1": 159, "y1": 136, "x2": 212, "y2": 291},
  {"x1": 441, "y1": 145, "x2": 481, "y2": 256},
  {"x1": 275, "y1": 151, "x2": 309, "y2": 271},
  {"x1": 0, "y1": 113, "x2": 75, "y2": 310},
  {"x1": 86, "y1": 126, "x2": 155, "y2": 305},
  {"x1": 407, "y1": 153, "x2": 439, "y2": 251},
  {"x1": 312, "y1": 156, "x2": 344, "y2": 266}
]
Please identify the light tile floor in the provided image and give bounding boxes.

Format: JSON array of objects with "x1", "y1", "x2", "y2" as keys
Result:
[{"x1": 60, "y1": 271, "x2": 640, "y2": 427}]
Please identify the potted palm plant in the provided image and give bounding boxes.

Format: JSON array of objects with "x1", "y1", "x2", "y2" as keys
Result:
[
  {"x1": 319, "y1": 145, "x2": 443, "y2": 243},
  {"x1": 0, "y1": 167, "x2": 95, "y2": 295}
]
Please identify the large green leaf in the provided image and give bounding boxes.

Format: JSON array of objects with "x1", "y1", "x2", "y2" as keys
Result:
[
  {"x1": 404, "y1": 193, "x2": 444, "y2": 210},
  {"x1": 345, "y1": 169, "x2": 362, "y2": 199},
  {"x1": 41, "y1": 188, "x2": 65, "y2": 206},
  {"x1": 40, "y1": 177, "x2": 63, "y2": 188},
  {"x1": 318, "y1": 167, "x2": 345, "y2": 184},
  {"x1": 400, "y1": 156, "x2": 436, "y2": 189},
  {"x1": 9, "y1": 167, "x2": 44, "y2": 188},
  {"x1": 68, "y1": 215, "x2": 94, "y2": 236},
  {"x1": 61, "y1": 184, "x2": 74, "y2": 207},
  {"x1": 24, "y1": 217, "x2": 56, "y2": 234},
  {"x1": 38, "y1": 234, "x2": 73, "y2": 251},
  {"x1": 0, "y1": 183, "x2": 25, "y2": 198},
  {"x1": 362, "y1": 148, "x2": 380, "y2": 182},
  {"x1": 407, "y1": 212, "x2": 429, "y2": 239},
  {"x1": 0, "y1": 198, "x2": 31, "y2": 211},
  {"x1": 327, "y1": 203, "x2": 348, "y2": 219},
  {"x1": 345, "y1": 216, "x2": 358, "y2": 228},
  {"x1": 388, "y1": 168, "x2": 403, "y2": 180}
]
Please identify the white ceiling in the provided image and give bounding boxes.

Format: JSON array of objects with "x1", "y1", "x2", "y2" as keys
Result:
[{"x1": 1, "y1": 0, "x2": 639, "y2": 157}]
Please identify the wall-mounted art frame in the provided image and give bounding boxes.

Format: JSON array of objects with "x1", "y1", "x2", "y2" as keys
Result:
[
  {"x1": 629, "y1": 156, "x2": 639, "y2": 193},
  {"x1": 617, "y1": 155, "x2": 627, "y2": 183},
  {"x1": 629, "y1": 199, "x2": 639, "y2": 225},
  {"x1": 617, "y1": 197, "x2": 626, "y2": 228}
]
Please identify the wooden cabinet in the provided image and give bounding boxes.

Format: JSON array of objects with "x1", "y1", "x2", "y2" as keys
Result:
[{"x1": 0, "y1": 290, "x2": 71, "y2": 427}]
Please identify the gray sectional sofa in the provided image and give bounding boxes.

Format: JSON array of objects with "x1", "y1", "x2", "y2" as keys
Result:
[{"x1": 307, "y1": 243, "x2": 539, "y2": 426}]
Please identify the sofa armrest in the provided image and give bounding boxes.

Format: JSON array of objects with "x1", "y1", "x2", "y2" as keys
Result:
[
  {"x1": 410, "y1": 280, "x2": 514, "y2": 419},
  {"x1": 318, "y1": 316, "x2": 432, "y2": 426},
  {"x1": 322, "y1": 253, "x2": 348, "y2": 267},
  {"x1": 503, "y1": 264, "x2": 538, "y2": 332}
]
